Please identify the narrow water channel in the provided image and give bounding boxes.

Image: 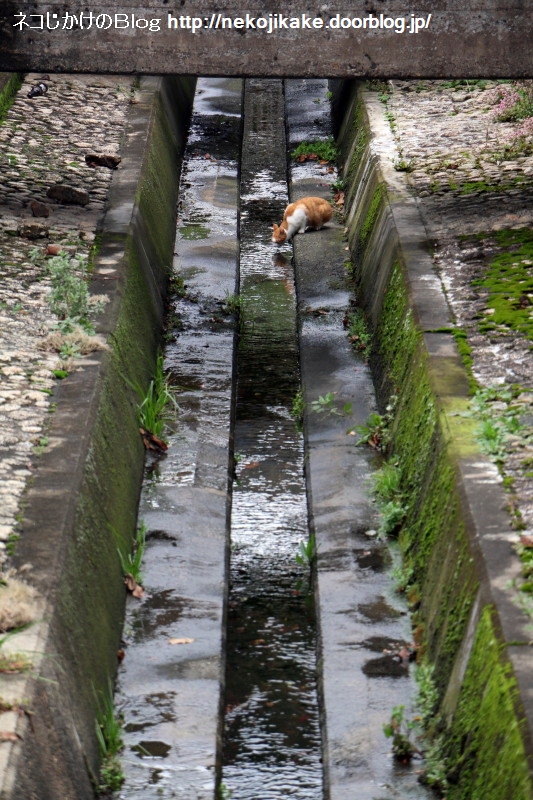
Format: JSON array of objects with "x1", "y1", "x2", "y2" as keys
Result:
[
  {"x1": 221, "y1": 79, "x2": 322, "y2": 799},
  {"x1": 114, "y1": 77, "x2": 432, "y2": 800}
]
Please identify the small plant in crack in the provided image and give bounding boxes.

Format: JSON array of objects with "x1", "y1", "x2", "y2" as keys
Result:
[
  {"x1": 115, "y1": 522, "x2": 147, "y2": 586},
  {"x1": 223, "y1": 292, "x2": 253, "y2": 334},
  {"x1": 310, "y1": 392, "x2": 352, "y2": 417},
  {"x1": 383, "y1": 705, "x2": 420, "y2": 762},
  {"x1": 125, "y1": 353, "x2": 179, "y2": 444},
  {"x1": 295, "y1": 533, "x2": 316, "y2": 568},
  {"x1": 348, "y1": 412, "x2": 384, "y2": 450},
  {"x1": 291, "y1": 136, "x2": 337, "y2": 164},
  {"x1": 372, "y1": 463, "x2": 407, "y2": 537},
  {"x1": 290, "y1": 389, "x2": 305, "y2": 431},
  {"x1": 345, "y1": 307, "x2": 371, "y2": 359},
  {"x1": 95, "y1": 681, "x2": 124, "y2": 794}
]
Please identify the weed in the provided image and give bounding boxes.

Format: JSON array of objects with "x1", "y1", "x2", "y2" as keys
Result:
[
  {"x1": 415, "y1": 663, "x2": 439, "y2": 724},
  {"x1": 420, "y1": 736, "x2": 448, "y2": 794},
  {"x1": 169, "y1": 272, "x2": 187, "y2": 297},
  {"x1": 115, "y1": 522, "x2": 147, "y2": 585},
  {"x1": 383, "y1": 705, "x2": 419, "y2": 762},
  {"x1": 52, "y1": 369, "x2": 68, "y2": 380},
  {"x1": 393, "y1": 157, "x2": 415, "y2": 172},
  {"x1": 470, "y1": 386, "x2": 525, "y2": 464},
  {"x1": 45, "y1": 252, "x2": 104, "y2": 334},
  {"x1": 310, "y1": 392, "x2": 352, "y2": 417},
  {"x1": 32, "y1": 437, "x2": 49, "y2": 456},
  {"x1": 5, "y1": 533, "x2": 20, "y2": 557},
  {"x1": 125, "y1": 353, "x2": 179, "y2": 440},
  {"x1": 378, "y1": 500, "x2": 407, "y2": 537},
  {"x1": 372, "y1": 462, "x2": 402, "y2": 501},
  {"x1": 219, "y1": 783, "x2": 233, "y2": 799},
  {"x1": 295, "y1": 533, "x2": 316, "y2": 568},
  {"x1": 95, "y1": 681, "x2": 124, "y2": 794},
  {"x1": 366, "y1": 79, "x2": 390, "y2": 95},
  {"x1": 290, "y1": 390, "x2": 305, "y2": 431},
  {"x1": 291, "y1": 136, "x2": 337, "y2": 163},
  {"x1": 348, "y1": 411, "x2": 384, "y2": 449},
  {"x1": 345, "y1": 308, "x2": 371, "y2": 359},
  {"x1": 223, "y1": 292, "x2": 242, "y2": 315}
]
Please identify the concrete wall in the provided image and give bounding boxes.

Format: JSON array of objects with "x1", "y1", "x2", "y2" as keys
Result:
[
  {"x1": 1, "y1": 2, "x2": 532, "y2": 77},
  {"x1": 334, "y1": 80, "x2": 533, "y2": 799},
  {"x1": 3, "y1": 76, "x2": 195, "y2": 799}
]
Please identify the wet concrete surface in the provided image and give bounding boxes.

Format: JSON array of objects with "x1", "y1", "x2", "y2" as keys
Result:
[
  {"x1": 286, "y1": 80, "x2": 432, "y2": 800},
  {"x1": 115, "y1": 77, "x2": 241, "y2": 800},
  {"x1": 116, "y1": 77, "x2": 432, "y2": 800}
]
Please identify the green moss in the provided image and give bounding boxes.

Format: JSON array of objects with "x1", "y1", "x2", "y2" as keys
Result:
[
  {"x1": 179, "y1": 223, "x2": 210, "y2": 240},
  {"x1": 473, "y1": 228, "x2": 533, "y2": 342},
  {"x1": 350, "y1": 183, "x2": 385, "y2": 269},
  {"x1": 375, "y1": 261, "x2": 419, "y2": 395},
  {"x1": 452, "y1": 328, "x2": 478, "y2": 393},
  {"x1": 345, "y1": 99, "x2": 369, "y2": 185},
  {"x1": 444, "y1": 607, "x2": 532, "y2": 800},
  {"x1": 0, "y1": 73, "x2": 23, "y2": 124},
  {"x1": 374, "y1": 266, "x2": 480, "y2": 686}
]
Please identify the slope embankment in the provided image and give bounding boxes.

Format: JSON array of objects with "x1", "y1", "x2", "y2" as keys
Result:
[{"x1": 333, "y1": 80, "x2": 533, "y2": 799}]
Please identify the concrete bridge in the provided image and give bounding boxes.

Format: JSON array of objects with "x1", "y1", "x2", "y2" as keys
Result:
[{"x1": 1, "y1": 1, "x2": 532, "y2": 77}]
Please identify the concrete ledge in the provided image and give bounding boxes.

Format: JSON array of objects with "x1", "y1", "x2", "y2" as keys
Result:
[
  {"x1": 2, "y1": 75, "x2": 195, "y2": 799},
  {"x1": 335, "y1": 81, "x2": 533, "y2": 795}
]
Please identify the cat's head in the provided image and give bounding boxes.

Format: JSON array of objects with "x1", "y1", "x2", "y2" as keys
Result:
[{"x1": 272, "y1": 223, "x2": 287, "y2": 244}]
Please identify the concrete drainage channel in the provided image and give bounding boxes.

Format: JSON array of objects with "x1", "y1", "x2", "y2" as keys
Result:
[
  {"x1": 4, "y1": 74, "x2": 533, "y2": 800},
  {"x1": 114, "y1": 78, "x2": 430, "y2": 800}
]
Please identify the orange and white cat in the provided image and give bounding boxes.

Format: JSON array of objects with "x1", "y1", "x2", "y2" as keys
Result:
[{"x1": 272, "y1": 196, "x2": 333, "y2": 244}]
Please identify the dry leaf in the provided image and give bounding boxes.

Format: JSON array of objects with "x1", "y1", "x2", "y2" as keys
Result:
[
  {"x1": 139, "y1": 427, "x2": 168, "y2": 452},
  {"x1": 168, "y1": 637, "x2": 194, "y2": 645},
  {"x1": 124, "y1": 574, "x2": 145, "y2": 598}
]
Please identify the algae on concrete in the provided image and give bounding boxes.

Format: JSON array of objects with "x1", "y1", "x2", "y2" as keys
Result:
[{"x1": 334, "y1": 79, "x2": 533, "y2": 798}]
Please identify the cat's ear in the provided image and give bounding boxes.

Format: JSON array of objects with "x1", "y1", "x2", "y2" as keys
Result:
[{"x1": 272, "y1": 224, "x2": 278, "y2": 230}]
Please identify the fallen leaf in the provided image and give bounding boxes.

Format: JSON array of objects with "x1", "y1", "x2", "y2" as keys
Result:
[
  {"x1": 117, "y1": 649, "x2": 125, "y2": 663},
  {"x1": 244, "y1": 461, "x2": 260, "y2": 469},
  {"x1": 168, "y1": 637, "x2": 194, "y2": 645},
  {"x1": 520, "y1": 534, "x2": 533, "y2": 548},
  {"x1": 124, "y1": 574, "x2": 145, "y2": 598},
  {"x1": 139, "y1": 427, "x2": 168, "y2": 452},
  {"x1": 0, "y1": 731, "x2": 22, "y2": 742}
]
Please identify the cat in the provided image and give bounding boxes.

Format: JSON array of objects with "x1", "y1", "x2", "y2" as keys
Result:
[{"x1": 272, "y1": 196, "x2": 333, "y2": 244}]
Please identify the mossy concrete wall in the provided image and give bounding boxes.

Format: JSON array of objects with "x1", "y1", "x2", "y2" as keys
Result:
[
  {"x1": 2, "y1": 76, "x2": 195, "y2": 800},
  {"x1": 334, "y1": 81, "x2": 533, "y2": 799}
]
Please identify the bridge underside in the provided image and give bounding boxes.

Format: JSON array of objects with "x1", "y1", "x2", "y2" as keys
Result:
[{"x1": 1, "y1": 1, "x2": 532, "y2": 77}]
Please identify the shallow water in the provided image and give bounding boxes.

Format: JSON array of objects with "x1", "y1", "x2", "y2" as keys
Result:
[{"x1": 220, "y1": 78, "x2": 323, "y2": 800}]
